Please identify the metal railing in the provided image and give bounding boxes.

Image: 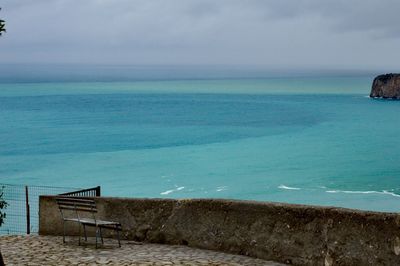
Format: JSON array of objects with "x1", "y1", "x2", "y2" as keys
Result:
[
  {"x1": 60, "y1": 186, "x2": 100, "y2": 197},
  {"x1": 0, "y1": 183, "x2": 100, "y2": 235}
]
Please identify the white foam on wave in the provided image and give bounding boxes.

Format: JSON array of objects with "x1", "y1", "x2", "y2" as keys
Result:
[
  {"x1": 278, "y1": 185, "x2": 301, "y2": 190},
  {"x1": 216, "y1": 186, "x2": 228, "y2": 192},
  {"x1": 160, "y1": 189, "x2": 174, "y2": 195},
  {"x1": 160, "y1": 186, "x2": 185, "y2": 195},
  {"x1": 326, "y1": 190, "x2": 400, "y2": 198}
]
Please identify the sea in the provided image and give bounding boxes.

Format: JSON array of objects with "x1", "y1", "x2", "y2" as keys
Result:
[{"x1": 0, "y1": 65, "x2": 399, "y2": 212}]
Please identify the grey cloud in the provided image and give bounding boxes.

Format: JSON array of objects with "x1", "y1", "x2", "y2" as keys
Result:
[
  {"x1": 0, "y1": 0, "x2": 399, "y2": 68},
  {"x1": 256, "y1": 0, "x2": 400, "y2": 37}
]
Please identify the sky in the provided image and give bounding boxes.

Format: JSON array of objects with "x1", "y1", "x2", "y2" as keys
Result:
[{"x1": 0, "y1": 0, "x2": 400, "y2": 71}]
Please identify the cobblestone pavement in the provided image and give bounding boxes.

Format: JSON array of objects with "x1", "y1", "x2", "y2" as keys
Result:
[{"x1": 0, "y1": 235, "x2": 286, "y2": 266}]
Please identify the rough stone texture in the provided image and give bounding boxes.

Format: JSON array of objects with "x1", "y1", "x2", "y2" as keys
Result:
[
  {"x1": 40, "y1": 196, "x2": 400, "y2": 266},
  {"x1": 370, "y1": 73, "x2": 400, "y2": 99},
  {"x1": 0, "y1": 235, "x2": 284, "y2": 265}
]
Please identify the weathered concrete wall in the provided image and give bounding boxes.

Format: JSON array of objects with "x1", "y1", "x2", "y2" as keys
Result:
[{"x1": 39, "y1": 196, "x2": 400, "y2": 266}]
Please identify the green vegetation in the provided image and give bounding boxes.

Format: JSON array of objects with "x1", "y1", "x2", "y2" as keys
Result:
[
  {"x1": 0, "y1": 3, "x2": 5, "y2": 258},
  {"x1": 0, "y1": 8, "x2": 5, "y2": 36},
  {"x1": 0, "y1": 186, "x2": 7, "y2": 227}
]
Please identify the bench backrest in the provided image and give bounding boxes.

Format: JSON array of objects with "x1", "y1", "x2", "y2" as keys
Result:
[
  {"x1": 56, "y1": 197, "x2": 97, "y2": 213},
  {"x1": 56, "y1": 197, "x2": 98, "y2": 222}
]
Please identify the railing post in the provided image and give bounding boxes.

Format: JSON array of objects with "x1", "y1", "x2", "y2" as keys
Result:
[
  {"x1": 0, "y1": 250, "x2": 4, "y2": 266},
  {"x1": 96, "y1": 186, "x2": 101, "y2": 197},
  {"x1": 25, "y1": 186, "x2": 30, "y2": 234}
]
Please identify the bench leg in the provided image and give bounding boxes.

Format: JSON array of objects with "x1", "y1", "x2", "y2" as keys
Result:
[
  {"x1": 83, "y1": 224, "x2": 87, "y2": 241},
  {"x1": 78, "y1": 223, "x2": 81, "y2": 246},
  {"x1": 116, "y1": 228, "x2": 121, "y2": 248},
  {"x1": 95, "y1": 227, "x2": 98, "y2": 249},
  {"x1": 62, "y1": 221, "x2": 66, "y2": 244},
  {"x1": 100, "y1": 227, "x2": 104, "y2": 245}
]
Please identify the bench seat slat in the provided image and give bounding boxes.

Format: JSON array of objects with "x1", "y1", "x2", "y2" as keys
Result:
[
  {"x1": 56, "y1": 197, "x2": 95, "y2": 201},
  {"x1": 56, "y1": 197, "x2": 95, "y2": 204},
  {"x1": 57, "y1": 201, "x2": 96, "y2": 207},
  {"x1": 63, "y1": 217, "x2": 120, "y2": 226},
  {"x1": 58, "y1": 206, "x2": 97, "y2": 212}
]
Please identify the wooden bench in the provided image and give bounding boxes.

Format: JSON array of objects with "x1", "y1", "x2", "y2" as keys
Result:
[{"x1": 56, "y1": 197, "x2": 122, "y2": 248}]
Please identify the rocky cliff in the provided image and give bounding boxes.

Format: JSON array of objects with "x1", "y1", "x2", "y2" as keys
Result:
[{"x1": 370, "y1": 73, "x2": 400, "y2": 99}]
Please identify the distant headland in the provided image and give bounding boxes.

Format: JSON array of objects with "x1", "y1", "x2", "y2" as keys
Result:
[{"x1": 370, "y1": 73, "x2": 400, "y2": 99}]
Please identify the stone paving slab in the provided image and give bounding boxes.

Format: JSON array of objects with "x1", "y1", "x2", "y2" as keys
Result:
[{"x1": 0, "y1": 235, "x2": 286, "y2": 266}]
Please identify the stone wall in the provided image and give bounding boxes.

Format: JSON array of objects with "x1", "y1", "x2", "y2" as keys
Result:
[{"x1": 39, "y1": 196, "x2": 400, "y2": 265}]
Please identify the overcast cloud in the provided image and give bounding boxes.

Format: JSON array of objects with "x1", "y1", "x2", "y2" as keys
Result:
[{"x1": 1, "y1": 0, "x2": 400, "y2": 70}]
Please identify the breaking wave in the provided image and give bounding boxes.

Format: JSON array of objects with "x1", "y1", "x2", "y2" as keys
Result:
[
  {"x1": 326, "y1": 190, "x2": 400, "y2": 198},
  {"x1": 278, "y1": 185, "x2": 301, "y2": 190},
  {"x1": 160, "y1": 186, "x2": 185, "y2": 195}
]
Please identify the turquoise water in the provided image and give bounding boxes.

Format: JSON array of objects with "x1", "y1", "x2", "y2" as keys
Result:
[{"x1": 1, "y1": 76, "x2": 400, "y2": 212}]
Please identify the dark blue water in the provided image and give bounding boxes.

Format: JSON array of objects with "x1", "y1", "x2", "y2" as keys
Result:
[{"x1": 0, "y1": 93, "x2": 323, "y2": 156}]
